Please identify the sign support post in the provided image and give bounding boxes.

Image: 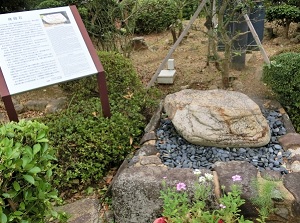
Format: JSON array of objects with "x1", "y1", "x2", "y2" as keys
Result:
[
  {"x1": 0, "y1": 68, "x2": 18, "y2": 122},
  {"x1": 70, "y1": 6, "x2": 111, "y2": 117}
]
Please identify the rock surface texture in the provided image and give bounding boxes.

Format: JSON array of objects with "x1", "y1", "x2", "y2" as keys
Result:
[
  {"x1": 55, "y1": 198, "x2": 100, "y2": 223},
  {"x1": 112, "y1": 166, "x2": 208, "y2": 223},
  {"x1": 164, "y1": 89, "x2": 270, "y2": 148}
]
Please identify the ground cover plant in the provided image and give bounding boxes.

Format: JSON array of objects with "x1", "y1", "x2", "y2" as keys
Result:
[
  {"x1": 40, "y1": 51, "x2": 161, "y2": 196},
  {"x1": 157, "y1": 171, "x2": 277, "y2": 223}
]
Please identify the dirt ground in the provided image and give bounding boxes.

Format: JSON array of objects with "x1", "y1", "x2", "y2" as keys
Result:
[{"x1": 130, "y1": 18, "x2": 299, "y2": 100}]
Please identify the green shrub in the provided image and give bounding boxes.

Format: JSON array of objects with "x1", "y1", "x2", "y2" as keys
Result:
[
  {"x1": 0, "y1": 120, "x2": 66, "y2": 222},
  {"x1": 263, "y1": 52, "x2": 300, "y2": 132},
  {"x1": 35, "y1": 0, "x2": 65, "y2": 9},
  {"x1": 60, "y1": 51, "x2": 143, "y2": 99},
  {"x1": 43, "y1": 99, "x2": 144, "y2": 193},
  {"x1": 44, "y1": 51, "x2": 161, "y2": 193},
  {"x1": 182, "y1": 0, "x2": 200, "y2": 19},
  {"x1": 60, "y1": 51, "x2": 160, "y2": 118},
  {"x1": 262, "y1": 52, "x2": 300, "y2": 108},
  {"x1": 131, "y1": 0, "x2": 178, "y2": 34},
  {"x1": 266, "y1": 4, "x2": 300, "y2": 37}
]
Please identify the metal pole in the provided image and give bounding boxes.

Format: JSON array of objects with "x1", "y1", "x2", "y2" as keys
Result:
[{"x1": 146, "y1": 0, "x2": 208, "y2": 89}]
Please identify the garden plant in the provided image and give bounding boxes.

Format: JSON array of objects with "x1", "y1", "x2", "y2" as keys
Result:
[
  {"x1": 157, "y1": 170, "x2": 277, "y2": 223},
  {"x1": 0, "y1": 120, "x2": 67, "y2": 222}
]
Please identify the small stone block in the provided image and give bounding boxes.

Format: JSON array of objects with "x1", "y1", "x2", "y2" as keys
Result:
[
  {"x1": 140, "y1": 132, "x2": 157, "y2": 145},
  {"x1": 279, "y1": 133, "x2": 300, "y2": 150},
  {"x1": 167, "y1": 59, "x2": 175, "y2": 70},
  {"x1": 157, "y1": 70, "x2": 176, "y2": 84},
  {"x1": 283, "y1": 172, "x2": 300, "y2": 202}
]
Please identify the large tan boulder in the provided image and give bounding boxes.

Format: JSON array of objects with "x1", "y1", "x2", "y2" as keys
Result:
[{"x1": 164, "y1": 89, "x2": 270, "y2": 148}]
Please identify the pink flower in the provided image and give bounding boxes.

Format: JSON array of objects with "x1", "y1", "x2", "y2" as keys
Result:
[
  {"x1": 232, "y1": 175, "x2": 242, "y2": 181},
  {"x1": 153, "y1": 217, "x2": 167, "y2": 223},
  {"x1": 218, "y1": 219, "x2": 224, "y2": 223},
  {"x1": 176, "y1": 182, "x2": 187, "y2": 191}
]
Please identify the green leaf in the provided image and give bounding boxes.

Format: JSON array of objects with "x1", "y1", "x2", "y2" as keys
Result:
[
  {"x1": 33, "y1": 144, "x2": 41, "y2": 155},
  {"x1": 2, "y1": 193, "x2": 10, "y2": 198},
  {"x1": 23, "y1": 175, "x2": 35, "y2": 185},
  {"x1": 0, "y1": 212, "x2": 7, "y2": 223},
  {"x1": 19, "y1": 202, "x2": 25, "y2": 210},
  {"x1": 13, "y1": 181, "x2": 21, "y2": 191},
  {"x1": 41, "y1": 143, "x2": 49, "y2": 154},
  {"x1": 37, "y1": 138, "x2": 49, "y2": 143},
  {"x1": 46, "y1": 169, "x2": 52, "y2": 178},
  {"x1": 22, "y1": 156, "x2": 31, "y2": 168},
  {"x1": 37, "y1": 131, "x2": 46, "y2": 140},
  {"x1": 29, "y1": 167, "x2": 41, "y2": 174},
  {"x1": 13, "y1": 211, "x2": 23, "y2": 216},
  {"x1": 48, "y1": 191, "x2": 58, "y2": 199}
]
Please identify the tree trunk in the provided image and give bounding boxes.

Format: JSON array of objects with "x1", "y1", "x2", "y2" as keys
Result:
[
  {"x1": 222, "y1": 44, "x2": 231, "y2": 88},
  {"x1": 284, "y1": 20, "x2": 291, "y2": 38}
]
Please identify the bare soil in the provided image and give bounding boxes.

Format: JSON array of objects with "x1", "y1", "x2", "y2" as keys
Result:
[{"x1": 130, "y1": 19, "x2": 299, "y2": 100}]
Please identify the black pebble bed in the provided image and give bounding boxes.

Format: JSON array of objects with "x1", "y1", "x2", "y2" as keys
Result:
[{"x1": 156, "y1": 109, "x2": 291, "y2": 174}]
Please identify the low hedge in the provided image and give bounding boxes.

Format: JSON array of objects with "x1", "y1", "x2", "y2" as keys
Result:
[
  {"x1": 262, "y1": 52, "x2": 300, "y2": 132},
  {"x1": 43, "y1": 51, "x2": 160, "y2": 193},
  {"x1": 262, "y1": 52, "x2": 300, "y2": 107}
]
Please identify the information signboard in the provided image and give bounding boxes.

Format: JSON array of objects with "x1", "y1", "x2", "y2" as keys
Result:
[
  {"x1": 0, "y1": 6, "x2": 110, "y2": 121},
  {"x1": 0, "y1": 6, "x2": 98, "y2": 94}
]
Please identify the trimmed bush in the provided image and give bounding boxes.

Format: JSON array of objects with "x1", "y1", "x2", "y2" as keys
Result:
[
  {"x1": 182, "y1": 0, "x2": 200, "y2": 19},
  {"x1": 131, "y1": 0, "x2": 178, "y2": 34},
  {"x1": 44, "y1": 101, "x2": 144, "y2": 193},
  {"x1": 43, "y1": 51, "x2": 160, "y2": 193},
  {"x1": 0, "y1": 120, "x2": 66, "y2": 222},
  {"x1": 262, "y1": 52, "x2": 300, "y2": 108},
  {"x1": 266, "y1": 4, "x2": 300, "y2": 37},
  {"x1": 35, "y1": 0, "x2": 64, "y2": 9}
]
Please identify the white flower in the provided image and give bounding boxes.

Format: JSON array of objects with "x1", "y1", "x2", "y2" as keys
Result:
[
  {"x1": 220, "y1": 203, "x2": 226, "y2": 209},
  {"x1": 205, "y1": 173, "x2": 214, "y2": 181},
  {"x1": 193, "y1": 169, "x2": 201, "y2": 175},
  {"x1": 199, "y1": 176, "x2": 206, "y2": 183}
]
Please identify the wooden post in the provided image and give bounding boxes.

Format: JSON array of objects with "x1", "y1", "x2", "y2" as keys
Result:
[
  {"x1": 243, "y1": 13, "x2": 270, "y2": 65},
  {"x1": 235, "y1": 0, "x2": 270, "y2": 65},
  {"x1": 0, "y1": 68, "x2": 18, "y2": 122},
  {"x1": 70, "y1": 6, "x2": 111, "y2": 117}
]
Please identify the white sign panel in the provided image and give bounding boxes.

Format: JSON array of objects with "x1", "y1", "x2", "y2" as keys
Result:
[{"x1": 0, "y1": 6, "x2": 97, "y2": 95}]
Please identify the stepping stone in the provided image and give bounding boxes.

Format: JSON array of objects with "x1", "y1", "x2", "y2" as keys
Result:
[{"x1": 55, "y1": 198, "x2": 100, "y2": 223}]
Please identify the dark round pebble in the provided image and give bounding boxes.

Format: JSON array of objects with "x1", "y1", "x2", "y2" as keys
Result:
[{"x1": 156, "y1": 110, "x2": 290, "y2": 174}]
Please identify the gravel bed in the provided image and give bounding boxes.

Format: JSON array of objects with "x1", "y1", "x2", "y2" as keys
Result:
[{"x1": 156, "y1": 109, "x2": 291, "y2": 174}]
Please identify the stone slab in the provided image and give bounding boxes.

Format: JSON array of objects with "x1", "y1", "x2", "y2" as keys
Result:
[
  {"x1": 279, "y1": 133, "x2": 300, "y2": 150},
  {"x1": 213, "y1": 161, "x2": 258, "y2": 217},
  {"x1": 55, "y1": 198, "x2": 100, "y2": 223}
]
